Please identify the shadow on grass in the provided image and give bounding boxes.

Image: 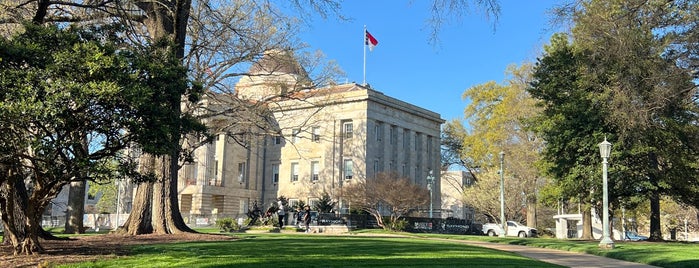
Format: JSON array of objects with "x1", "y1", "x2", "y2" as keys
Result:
[{"x1": 63, "y1": 235, "x2": 564, "y2": 268}]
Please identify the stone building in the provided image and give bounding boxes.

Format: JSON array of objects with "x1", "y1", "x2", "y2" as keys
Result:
[
  {"x1": 176, "y1": 50, "x2": 444, "y2": 221},
  {"x1": 440, "y1": 170, "x2": 476, "y2": 222}
]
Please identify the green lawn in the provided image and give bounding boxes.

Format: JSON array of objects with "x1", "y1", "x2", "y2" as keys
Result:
[
  {"x1": 59, "y1": 233, "x2": 563, "y2": 268},
  {"x1": 3, "y1": 229, "x2": 697, "y2": 267},
  {"x1": 412, "y1": 233, "x2": 699, "y2": 268}
]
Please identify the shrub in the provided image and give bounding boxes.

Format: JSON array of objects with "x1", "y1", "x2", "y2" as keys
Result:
[
  {"x1": 215, "y1": 218, "x2": 240, "y2": 232},
  {"x1": 387, "y1": 218, "x2": 409, "y2": 231}
]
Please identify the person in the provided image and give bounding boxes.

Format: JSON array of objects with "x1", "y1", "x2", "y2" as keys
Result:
[
  {"x1": 295, "y1": 207, "x2": 303, "y2": 228},
  {"x1": 302, "y1": 205, "x2": 312, "y2": 233},
  {"x1": 277, "y1": 200, "x2": 285, "y2": 229}
]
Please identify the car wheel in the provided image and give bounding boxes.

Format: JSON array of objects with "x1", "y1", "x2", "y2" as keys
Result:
[
  {"x1": 487, "y1": 230, "x2": 496, "y2": 236},
  {"x1": 518, "y1": 231, "x2": 527, "y2": 238}
]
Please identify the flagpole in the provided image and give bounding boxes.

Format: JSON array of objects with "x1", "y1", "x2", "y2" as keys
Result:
[{"x1": 363, "y1": 25, "x2": 367, "y2": 86}]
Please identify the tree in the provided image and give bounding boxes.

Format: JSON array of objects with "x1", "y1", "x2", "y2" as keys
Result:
[
  {"x1": 528, "y1": 33, "x2": 606, "y2": 240},
  {"x1": 314, "y1": 192, "x2": 336, "y2": 213},
  {"x1": 569, "y1": 0, "x2": 699, "y2": 241},
  {"x1": 343, "y1": 172, "x2": 429, "y2": 230},
  {"x1": 461, "y1": 170, "x2": 527, "y2": 224},
  {"x1": 1, "y1": 0, "x2": 503, "y2": 239},
  {"x1": 447, "y1": 63, "x2": 544, "y2": 228},
  {"x1": 0, "y1": 24, "x2": 196, "y2": 254}
]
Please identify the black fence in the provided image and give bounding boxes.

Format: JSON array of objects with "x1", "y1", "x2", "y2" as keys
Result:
[
  {"x1": 312, "y1": 213, "x2": 482, "y2": 235},
  {"x1": 405, "y1": 217, "x2": 483, "y2": 235}
]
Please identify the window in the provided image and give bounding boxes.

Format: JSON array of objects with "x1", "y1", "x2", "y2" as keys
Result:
[
  {"x1": 343, "y1": 159, "x2": 353, "y2": 180},
  {"x1": 289, "y1": 199, "x2": 299, "y2": 209},
  {"x1": 238, "y1": 162, "x2": 246, "y2": 182},
  {"x1": 402, "y1": 163, "x2": 408, "y2": 177},
  {"x1": 213, "y1": 160, "x2": 219, "y2": 184},
  {"x1": 308, "y1": 198, "x2": 319, "y2": 210},
  {"x1": 185, "y1": 162, "x2": 198, "y2": 185},
  {"x1": 311, "y1": 161, "x2": 320, "y2": 181},
  {"x1": 373, "y1": 159, "x2": 380, "y2": 175},
  {"x1": 272, "y1": 164, "x2": 279, "y2": 184},
  {"x1": 273, "y1": 135, "x2": 282, "y2": 145},
  {"x1": 389, "y1": 126, "x2": 396, "y2": 144},
  {"x1": 291, "y1": 163, "x2": 299, "y2": 182},
  {"x1": 312, "y1": 127, "x2": 321, "y2": 142},
  {"x1": 374, "y1": 122, "x2": 382, "y2": 141},
  {"x1": 239, "y1": 200, "x2": 247, "y2": 215},
  {"x1": 292, "y1": 129, "x2": 301, "y2": 143},
  {"x1": 343, "y1": 122, "x2": 353, "y2": 139}
]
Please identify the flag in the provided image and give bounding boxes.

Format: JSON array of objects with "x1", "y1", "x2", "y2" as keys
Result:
[{"x1": 365, "y1": 30, "x2": 378, "y2": 51}]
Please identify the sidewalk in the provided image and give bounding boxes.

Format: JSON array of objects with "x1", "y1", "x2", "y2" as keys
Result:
[{"x1": 437, "y1": 238, "x2": 658, "y2": 268}]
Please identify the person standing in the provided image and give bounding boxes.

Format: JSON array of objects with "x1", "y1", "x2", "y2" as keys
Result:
[
  {"x1": 295, "y1": 207, "x2": 303, "y2": 228},
  {"x1": 302, "y1": 205, "x2": 312, "y2": 233},
  {"x1": 277, "y1": 200, "x2": 286, "y2": 229}
]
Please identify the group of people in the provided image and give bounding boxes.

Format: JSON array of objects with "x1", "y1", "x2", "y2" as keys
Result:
[{"x1": 277, "y1": 201, "x2": 312, "y2": 233}]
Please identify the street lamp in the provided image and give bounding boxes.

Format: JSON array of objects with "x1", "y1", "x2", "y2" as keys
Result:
[
  {"x1": 499, "y1": 151, "x2": 506, "y2": 237},
  {"x1": 426, "y1": 170, "x2": 434, "y2": 218},
  {"x1": 598, "y1": 138, "x2": 614, "y2": 249}
]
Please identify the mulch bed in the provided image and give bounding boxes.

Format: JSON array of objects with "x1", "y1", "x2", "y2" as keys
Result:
[{"x1": 0, "y1": 233, "x2": 235, "y2": 267}]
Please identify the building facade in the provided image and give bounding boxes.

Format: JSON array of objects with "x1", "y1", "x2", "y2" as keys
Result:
[
  {"x1": 440, "y1": 170, "x2": 476, "y2": 222},
  {"x1": 177, "y1": 50, "x2": 444, "y2": 221}
]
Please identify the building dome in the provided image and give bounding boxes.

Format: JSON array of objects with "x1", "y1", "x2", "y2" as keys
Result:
[{"x1": 248, "y1": 49, "x2": 308, "y2": 77}]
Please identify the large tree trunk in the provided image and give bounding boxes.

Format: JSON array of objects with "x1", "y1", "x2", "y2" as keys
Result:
[
  {"x1": 64, "y1": 180, "x2": 86, "y2": 234},
  {"x1": 526, "y1": 195, "x2": 537, "y2": 229},
  {"x1": 120, "y1": 0, "x2": 194, "y2": 236},
  {"x1": 0, "y1": 174, "x2": 29, "y2": 253},
  {"x1": 649, "y1": 190, "x2": 663, "y2": 241},
  {"x1": 581, "y1": 203, "x2": 593, "y2": 240}
]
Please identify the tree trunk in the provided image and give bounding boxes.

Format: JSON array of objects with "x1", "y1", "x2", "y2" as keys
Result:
[
  {"x1": 64, "y1": 180, "x2": 86, "y2": 234},
  {"x1": 581, "y1": 203, "x2": 593, "y2": 240},
  {"x1": 526, "y1": 195, "x2": 537, "y2": 229},
  {"x1": 119, "y1": 0, "x2": 195, "y2": 236},
  {"x1": 649, "y1": 190, "x2": 663, "y2": 241},
  {"x1": 0, "y1": 176, "x2": 28, "y2": 253}
]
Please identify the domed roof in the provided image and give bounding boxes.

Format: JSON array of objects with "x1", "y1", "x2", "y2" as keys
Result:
[{"x1": 248, "y1": 49, "x2": 308, "y2": 77}]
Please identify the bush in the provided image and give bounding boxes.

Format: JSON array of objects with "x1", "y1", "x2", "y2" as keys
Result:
[
  {"x1": 215, "y1": 218, "x2": 240, "y2": 232},
  {"x1": 386, "y1": 218, "x2": 409, "y2": 231}
]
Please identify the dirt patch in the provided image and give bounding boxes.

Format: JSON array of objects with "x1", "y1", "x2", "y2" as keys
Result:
[{"x1": 0, "y1": 233, "x2": 235, "y2": 267}]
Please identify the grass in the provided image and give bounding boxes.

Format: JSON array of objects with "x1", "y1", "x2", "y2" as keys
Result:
[
  {"x1": 58, "y1": 233, "x2": 563, "y2": 268},
  {"x1": 411, "y1": 233, "x2": 699, "y2": 268},
  {"x1": 4, "y1": 229, "x2": 697, "y2": 267}
]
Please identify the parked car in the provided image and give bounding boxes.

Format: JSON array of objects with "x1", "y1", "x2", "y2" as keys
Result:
[
  {"x1": 482, "y1": 221, "x2": 538, "y2": 237},
  {"x1": 624, "y1": 231, "x2": 648, "y2": 241}
]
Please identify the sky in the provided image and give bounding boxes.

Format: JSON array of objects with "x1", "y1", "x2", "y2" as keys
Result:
[{"x1": 296, "y1": 0, "x2": 563, "y2": 123}]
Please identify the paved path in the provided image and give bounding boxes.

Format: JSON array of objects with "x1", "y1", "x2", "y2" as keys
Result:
[
  {"x1": 432, "y1": 238, "x2": 658, "y2": 268},
  {"x1": 346, "y1": 233, "x2": 657, "y2": 268}
]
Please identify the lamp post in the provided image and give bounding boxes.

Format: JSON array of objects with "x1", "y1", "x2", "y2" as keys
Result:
[
  {"x1": 499, "y1": 151, "x2": 506, "y2": 237},
  {"x1": 427, "y1": 170, "x2": 434, "y2": 218},
  {"x1": 598, "y1": 138, "x2": 614, "y2": 249}
]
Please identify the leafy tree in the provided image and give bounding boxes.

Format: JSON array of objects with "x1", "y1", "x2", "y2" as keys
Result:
[
  {"x1": 537, "y1": 0, "x2": 699, "y2": 241},
  {"x1": 447, "y1": 63, "x2": 545, "y2": 228},
  {"x1": 571, "y1": 0, "x2": 699, "y2": 241},
  {"x1": 0, "y1": 24, "x2": 195, "y2": 254},
  {"x1": 528, "y1": 33, "x2": 606, "y2": 239},
  {"x1": 343, "y1": 172, "x2": 429, "y2": 230}
]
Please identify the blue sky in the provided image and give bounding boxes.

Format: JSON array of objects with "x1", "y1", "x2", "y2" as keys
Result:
[{"x1": 297, "y1": 0, "x2": 562, "y2": 123}]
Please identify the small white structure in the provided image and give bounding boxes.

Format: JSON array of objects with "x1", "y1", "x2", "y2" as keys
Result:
[{"x1": 553, "y1": 212, "x2": 623, "y2": 240}]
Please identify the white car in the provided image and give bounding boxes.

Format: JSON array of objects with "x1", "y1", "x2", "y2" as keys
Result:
[{"x1": 482, "y1": 221, "x2": 537, "y2": 238}]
